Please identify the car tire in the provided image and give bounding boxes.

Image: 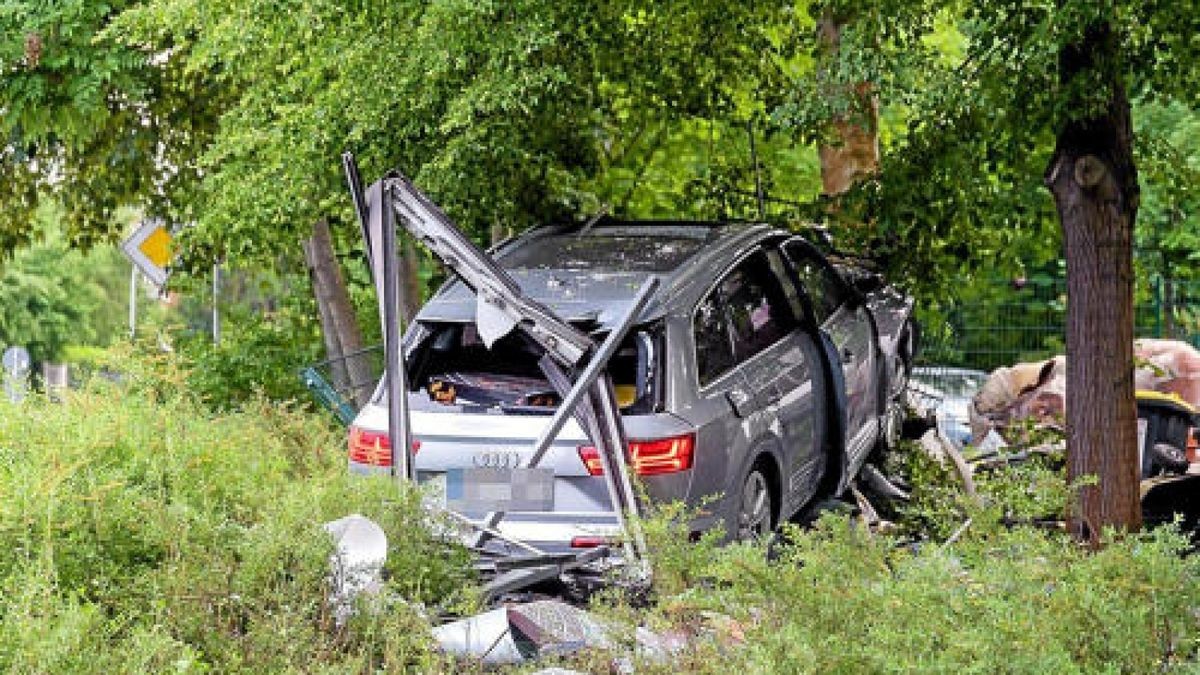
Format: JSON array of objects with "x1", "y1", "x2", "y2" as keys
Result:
[{"x1": 735, "y1": 464, "x2": 775, "y2": 541}]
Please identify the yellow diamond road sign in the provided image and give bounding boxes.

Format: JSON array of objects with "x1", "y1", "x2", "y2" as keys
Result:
[{"x1": 121, "y1": 219, "x2": 172, "y2": 286}]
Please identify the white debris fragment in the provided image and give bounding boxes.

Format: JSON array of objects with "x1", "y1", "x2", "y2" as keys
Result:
[
  {"x1": 323, "y1": 514, "x2": 388, "y2": 624},
  {"x1": 432, "y1": 607, "x2": 531, "y2": 665}
]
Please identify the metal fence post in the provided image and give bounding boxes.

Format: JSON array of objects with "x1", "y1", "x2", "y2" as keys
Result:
[{"x1": 1153, "y1": 274, "x2": 1163, "y2": 339}]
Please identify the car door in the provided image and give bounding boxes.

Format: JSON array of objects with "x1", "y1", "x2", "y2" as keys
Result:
[
  {"x1": 757, "y1": 248, "x2": 825, "y2": 510},
  {"x1": 782, "y1": 238, "x2": 879, "y2": 468},
  {"x1": 695, "y1": 253, "x2": 784, "y2": 422},
  {"x1": 706, "y1": 249, "x2": 822, "y2": 513}
]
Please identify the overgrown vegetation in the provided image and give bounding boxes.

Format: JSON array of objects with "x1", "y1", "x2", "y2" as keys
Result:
[
  {"x1": 0, "y1": 348, "x2": 472, "y2": 672},
  {"x1": 558, "y1": 433, "x2": 1200, "y2": 673},
  {"x1": 1, "y1": 350, "x2": 1198, "y2": 672}
]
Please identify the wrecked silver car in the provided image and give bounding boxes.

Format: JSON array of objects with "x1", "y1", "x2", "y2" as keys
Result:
[{"x1": 348, "y1": 213, "x2": 915, "y2": 550}]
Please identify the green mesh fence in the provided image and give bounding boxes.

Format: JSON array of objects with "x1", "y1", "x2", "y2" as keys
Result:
[{"x1": 917, "y1": 276, "x2": 1200, "y2": 374}]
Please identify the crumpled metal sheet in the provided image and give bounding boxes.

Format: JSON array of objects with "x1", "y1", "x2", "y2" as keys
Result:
[
  {"x1": 432, "y1": 606, "x2": 532, "y2": 665},
  {"x1": 432, "y1": 600, "x2": 611, "y2": 665},
  {"x1": 431, "y1": 599, "x2": 739, "y2": 667}
]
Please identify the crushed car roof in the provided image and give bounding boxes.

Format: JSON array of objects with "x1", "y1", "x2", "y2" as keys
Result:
[{"x1": 416, "y1": 219, "x2": 772, "y2": 327}]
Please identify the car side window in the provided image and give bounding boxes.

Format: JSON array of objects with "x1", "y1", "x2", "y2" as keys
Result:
[
  {"x1": 768, "y1": 249, "x2": 807, "y2": 322},
  {"x1": 723, "y1": 252, "x2": 798, "y2": 362},
  {"x1": 693, "y1": 292, "x2": 734, "y2": 386},
  {"x1": 784, "y1": 240, "x2": 847, "y2": 325}
]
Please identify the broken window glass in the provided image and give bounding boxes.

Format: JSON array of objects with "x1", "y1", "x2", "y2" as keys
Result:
[
  {"x1": 784, "y1": 239, "x2": 847, "y2": 325},
  {"x1": 722, "y1": 252, "x2": 798, "y2": 361},
  {"x1": 694, "y1": 290, "x2": 735, "y2": 386},
  {"x1": 400, "y1": 321, "x2": 663, "y2": 414}
]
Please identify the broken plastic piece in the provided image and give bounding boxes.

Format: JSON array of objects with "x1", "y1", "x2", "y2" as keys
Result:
[{"x1": 323, "y1": 514, "x2": 388, "y2": 624}]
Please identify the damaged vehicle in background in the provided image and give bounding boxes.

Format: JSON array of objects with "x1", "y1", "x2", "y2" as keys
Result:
[
  {"x1": 348, "y1": 219, "x2": 915, "y2": 550},
  {"x1": 910, "y1": 366, "x2": 990, "y2": 447}
]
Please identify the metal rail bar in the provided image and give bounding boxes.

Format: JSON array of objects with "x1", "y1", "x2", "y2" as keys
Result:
[
  {"x1": 469, "y1": 279, "x2": 657, "y2": 548},
  {"x1": 384, "y1": 173, "x2": 593, "y2": 367},
  {"x1": 346, "y1": 158, "x2": 655, "y2": 585},
  {"x1": 381, "y1": 181, "x2": 413, "y2": 481},
  {"x1": 440, "y1": 509, "x2": 546, "y2": 556},
  {"x1": 342, "y1": 152, "x2": 373, "y2": 272}
]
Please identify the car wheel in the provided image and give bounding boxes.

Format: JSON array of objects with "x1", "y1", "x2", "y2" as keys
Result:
[{"x1": 736, "y1": 466, "x2": 774, "y2": 541}]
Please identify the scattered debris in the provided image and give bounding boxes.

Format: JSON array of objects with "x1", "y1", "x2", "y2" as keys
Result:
[
  {"x1": 942, "y1": 518, "x2": 973, "y2": 546},
  {"x1": 429, "y1": 597, "x2": 748, "y2": 667},
  {"x1": 918, "y1": 429, "x2": 979, "y2": 501},
  {"x1": 431, "y1": 600, "x2": 611, "y2": 665},
  {"x1": 432, "y1": 605, "x2": 535, "y2": 665},
  {"x1": 1134, "y1": 339, "x2": 1200, "y2": 407},
  {"x1": 969, "y1": 340, "x2": 1200, "y2": 443},
  {"x1": 970, "y1": 356, "x2": 1065, "y2": 442},
  {"x1": 324, "y1": 514, "x2": 388, "y2": 624}
]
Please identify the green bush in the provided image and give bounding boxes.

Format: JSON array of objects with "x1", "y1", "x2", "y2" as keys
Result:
[
  {"x1": 581, "y1": 436, "x2": 1200, "y2": 675},
  {"x1": 173, "y1": 304, "x2": 324, "y2": 410},
  {"x1": 0, "y1": 353, "x2": 471, "y2": 672},
  {"x1": 5, "y1": 350, "x2": 1199, "y2": 673},
  {"x1": 593, "y1": 513, "x2": 1200, "y2": 674}
]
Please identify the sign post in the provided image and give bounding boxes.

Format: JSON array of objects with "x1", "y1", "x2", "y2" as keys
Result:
[
  {"x1": 2, "y1": 346, "x2": 30, "y2": 403},
  {"x1": 121, "y1": 219, "x2": 173, "y2": 340}
]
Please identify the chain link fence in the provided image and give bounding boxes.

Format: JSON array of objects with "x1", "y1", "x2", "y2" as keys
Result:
[
  {"x1": 918, "y1": 275, "x2": 1200, "y2": 375},
  {"x1": 300, "y1": 345, "x2": 383, "y2": 425}
]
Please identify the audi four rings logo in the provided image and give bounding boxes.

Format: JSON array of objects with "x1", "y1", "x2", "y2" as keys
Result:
[{"x1": 472, "y1": 451, "x2": 523, "y2": 469}]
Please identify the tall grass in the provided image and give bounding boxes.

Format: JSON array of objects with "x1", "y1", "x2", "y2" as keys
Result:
[
  {"x1": 597, "y1": 443, "x2": 1200, "y2": 674},
  {"x1": 4, "y1": 351, "x2": 1199, "y2": 673},
  {"x1": 0, "y1": 353, "x2": 469, "y2": 673}
]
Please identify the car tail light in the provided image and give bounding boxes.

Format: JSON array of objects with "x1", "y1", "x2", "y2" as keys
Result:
[
  {"x1": 348, "y1": 426, "x2": 421, "y2": 467},
  {"x1": 570, "y1": 536, "x2": 610, "y2": 549},
  {"x1": 576, "y1": 433, "x2": 695, "y2": 476},
  {"x1": 577, "y1": 445, "x2": 605, "y2": 476}
]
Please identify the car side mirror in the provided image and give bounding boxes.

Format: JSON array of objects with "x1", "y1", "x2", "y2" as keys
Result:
[{"x1": 726, "y1": 386, "x2": 754, "y2": 418}]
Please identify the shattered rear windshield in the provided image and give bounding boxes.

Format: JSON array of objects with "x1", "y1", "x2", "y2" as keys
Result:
[
  {"x1": 399, "y1": 321, "x2": 664, "y2": 415},
  {"x1": 499, "y1": 231, "x2": 709, "y2": 272}
]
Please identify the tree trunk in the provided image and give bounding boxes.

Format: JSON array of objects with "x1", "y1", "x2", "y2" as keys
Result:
[
  {"x1": 1044, "y1": 21, "x2": 1141, "y2": 546},
  {"x1": 302, "y1": 237, "x2": 349, "y2": 394},
  {"x1": 816, "y1": 14, "x2": 879, "y2": 197},
  {"x1": 304, "y1": 218, "x2": 373, "y2": 408}
]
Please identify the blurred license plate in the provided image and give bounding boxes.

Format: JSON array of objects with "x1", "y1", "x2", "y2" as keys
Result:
[{"x1": 440, "y1": 467, "x2": 554, "y2": 512}]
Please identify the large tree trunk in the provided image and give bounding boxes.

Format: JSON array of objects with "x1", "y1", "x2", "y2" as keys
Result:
[
  {"x1": 1045, "y1": 21, "x2": 1141, "y2": 546},
  {"x1": 304, "y1": 218, "x2": 373, "y2": 408},
  {"x1": 816, "y1": 14, "x2": 879, "y2": 197},
  {"x1": 303, "y1": 238, "x2": 349, "y2": 394}
]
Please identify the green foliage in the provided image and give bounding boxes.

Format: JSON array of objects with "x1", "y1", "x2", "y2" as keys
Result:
[
  {"x1": 0, "y1": 241, "x2": 102, "y2": 364},
  {"x1": 0, "y1": 0, "x2": 222, "y2": 251},
  {"x1": 595, "y1": 439, "x2": 1200, "y2": 674},
  {"x1": 89, "y1": 0, "x2": 816, "y2": 271},
  {"x1": 1134, "y1": 101, "x2": 1200, "y2": 279},
  {"x1": 174, "y1": 302, "x2": 324, "y2": 410},
  {"x1": 0, "y1": 203, "x2": 151, "y2": 364},
  {"x1": 175, "y1": 311, "x2": 321, "y2": 410},
  {"x1": 771, "y1": 2, "x2": 1200, "y2": 306},
  {"x1": 0, "y1": 350, "x2": 471, "y2": 672}
]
